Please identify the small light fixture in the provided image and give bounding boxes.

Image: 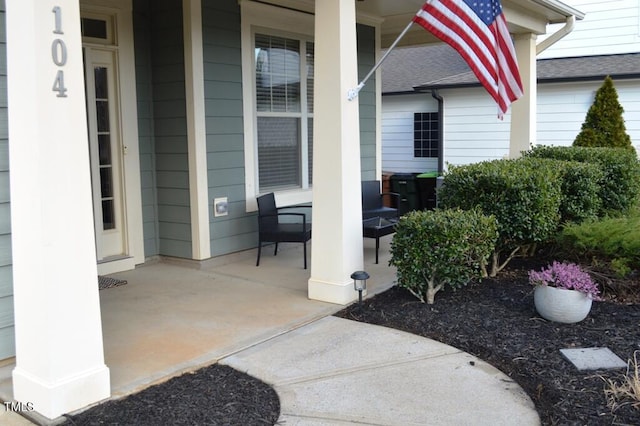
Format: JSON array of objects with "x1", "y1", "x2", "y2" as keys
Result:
[{"x1": 351, "y1": 270, "x2": 369, "y2": 305}]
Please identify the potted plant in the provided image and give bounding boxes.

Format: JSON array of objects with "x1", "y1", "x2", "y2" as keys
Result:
[{"x1": 529, "y1": 261, "x2": 602, "y2": 323}]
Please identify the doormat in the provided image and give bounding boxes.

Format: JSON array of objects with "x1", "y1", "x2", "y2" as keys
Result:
[{"x1": 98, "y1": 276, "x2": 128, "y2": 290}]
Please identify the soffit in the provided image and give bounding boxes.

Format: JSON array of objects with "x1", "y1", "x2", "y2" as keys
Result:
[{"x1": 248, "y1": 0, "x2": 584, "y2": 48}]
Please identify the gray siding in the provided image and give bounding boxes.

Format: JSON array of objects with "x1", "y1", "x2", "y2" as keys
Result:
[
  {"x1": 134, "y1": 0, "x2": 160, "y2": 257},
  {"x1": 0, "y1": 0, "x2": 14, "y2": 361},
  {"x1": 357, "y1": 24, "x2": 377, "y2": 180},
  {"x1": 202, "y1": 0, "x2": 378, "y2": 258},
  {"x1": 152, "y1": 0, "x2": 191, "y2": 258},
  {"x1": 133, "y1": 1, "x2": 380, "y2": 262},
  {"x1": 202, "y1": 0, "x2": 252, "y2": 257},
  {"x1": 134, "y1": 0, "x2": 192, "y2": 259}
]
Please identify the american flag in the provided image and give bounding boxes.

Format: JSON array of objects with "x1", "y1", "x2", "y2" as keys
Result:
[{"x1": 413, "y1": 0, "x2": 523, "y2": 118}]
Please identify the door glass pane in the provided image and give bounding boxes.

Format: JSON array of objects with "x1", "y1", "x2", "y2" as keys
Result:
[
  {"x1": 102, "y1": 200, "x2": 115, "y2": 230},
  {"x1": 100, "y1": 167, "x2": 113, "y2": 198},
  {"x1": 98, "y1": 134, "x2": 111, "y2": 165},
  {"x1": 94, "y1": 67, "x2": 108, "y2": 99},
  {"x1": 94, "y1": 65, "x2": 115, "y2": 230},
  {"x1": 258, "y1": 117, "x2": 300, "y2": 190},
  {"x1": 96, "y1": 101, "x2": 109, "y2": 132}
]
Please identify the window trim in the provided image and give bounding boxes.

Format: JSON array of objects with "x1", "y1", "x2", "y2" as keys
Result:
[
  {"x1": 80, "y1": 12, "x2": 115, "y2": 45},
  {"x1": 241, "y1": 2, "x2": 315, "y2": 211}
]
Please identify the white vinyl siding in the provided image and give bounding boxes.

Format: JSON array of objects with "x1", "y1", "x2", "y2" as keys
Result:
[
  {"x1": 539, "y1": 0, "x2": 640, "y2": 59},
  {"x1": 381, "y1": 94, "x2": 439, "y2": 173},
  {"x1": 382, "y1": 79, "x2": 640, "y2": 173},
  {"x1": 537, "y1": 82, "x2": 597, "y2": 147},
  {"x1": 537, "y1": 79, "x2": 640, "y2": 152},
  {"x1": 439, "y1": 88, "x2": 512, "y2": 167}
]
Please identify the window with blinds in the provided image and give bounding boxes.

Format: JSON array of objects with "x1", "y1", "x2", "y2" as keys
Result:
[{"x1": 255, "y1": 34, "x2": 314, "y2": 192}]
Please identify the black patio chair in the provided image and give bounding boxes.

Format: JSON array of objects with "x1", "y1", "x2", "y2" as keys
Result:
[
  {"x1": 256, "y1": 193, "x2": 312, "y2": 269},
  {"x1": 361, "y1": 180, "x2": 400, "y2": 220}
]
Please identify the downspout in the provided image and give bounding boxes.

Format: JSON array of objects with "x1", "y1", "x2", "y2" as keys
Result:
[
  {"x1": 536, "y1": 15, "x2": 576, "y2": 54},
  {"x1": 431, "y1": 89, "x2": 445, "y2": 175}
]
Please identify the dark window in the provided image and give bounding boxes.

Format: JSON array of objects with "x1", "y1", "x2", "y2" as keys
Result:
[
  {"x1": 414, "y1": 112, "x2": 439, "y2": 158},
  {"x1": 81, "y1": 18, "x2": 108, "y2": 40}
]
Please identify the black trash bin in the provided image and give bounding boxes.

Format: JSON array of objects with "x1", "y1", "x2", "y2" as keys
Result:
[
  {"x1": 416, "y1": 172, "x2": 438, "y2": 210},
  {"x1": 390, "y1": 173, "x2": 420, "y2": 215}
]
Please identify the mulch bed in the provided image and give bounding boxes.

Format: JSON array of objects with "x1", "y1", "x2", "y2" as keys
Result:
[
  {"x1": 336, "y1": 257, "x2": 640, "y2": 426},
  {"x1": 61, "y1": 364, "x2": 279, "y2": 426}
]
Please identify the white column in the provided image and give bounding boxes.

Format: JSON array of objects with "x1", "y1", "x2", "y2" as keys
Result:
[
  {"x1": 183, "y1": 0, "x2": 211, "y2": 260},
  {"x1": 308, "y1": 0, "x2": 363, "y2": 305},
  {"x1": 510, "y1": 33, "x2": 537, "y2": 158},
  {"x1": 7, "y1": 0, "x2": 110, "y2": 419}
]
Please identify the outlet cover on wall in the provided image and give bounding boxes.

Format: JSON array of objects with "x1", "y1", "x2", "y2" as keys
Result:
[{"x1": 214, "y1": 197, "x2": 228, "y2": 217}]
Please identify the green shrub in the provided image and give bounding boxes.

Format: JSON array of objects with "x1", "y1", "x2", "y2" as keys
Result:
[
  {"x1": 573, "y1": 76, "x2": 633, "y2": 151},
  {"x1": 556, "y1": 160, "x2": 603, "y2": 224},
  {"x1": 389, "y1": 208, "x2": 497, "y2": 304},
  {"x1": 438, "y1": 158, "x2": 562, "y2": 276},
  {"x1": 610, "y1": 258, "x2": 632, "y2": 279},
  {"x1": 556, "y1": 214, "x2": 640, "y2": 271},
  {"x1": 526, "y1": 145, "x2": 640, "y2": 216}
]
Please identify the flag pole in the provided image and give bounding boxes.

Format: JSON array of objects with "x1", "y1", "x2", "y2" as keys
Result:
[{"x1": 347, "y1": 20, "x2": 415, "y2": 101}]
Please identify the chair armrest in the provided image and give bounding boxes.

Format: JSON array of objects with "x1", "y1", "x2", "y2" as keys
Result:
[
  {"x1": 275, "y1": 212, "x2": 308, "y2": 227},
  {"x1": 277, "y1": 206, "x2": 311, "y2": 223},
  {"x1": 380, "y1": 191, "x2": 400, "y2": 198},
  {"x1": 380, "y1": 191, "x2": 400, "y2": 208},
  {"x1": 277, "y1": 204, "x2": 312, "y2": 211},
  {"x1": 261, "y1": 212, "x2": 307, "y2": 219}
]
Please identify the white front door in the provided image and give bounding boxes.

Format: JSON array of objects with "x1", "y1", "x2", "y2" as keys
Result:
[
  {"x1": 80, "y1": 4, "x2": 144, "y2": 275},
  {"x1": 84, "y1": 47, "x2": 127, "y2": 262}
]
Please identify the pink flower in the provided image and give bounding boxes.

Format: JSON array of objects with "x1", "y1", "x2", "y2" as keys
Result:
[{"x1": 529, "y1": 261, "x2": 602, "y2": 300}]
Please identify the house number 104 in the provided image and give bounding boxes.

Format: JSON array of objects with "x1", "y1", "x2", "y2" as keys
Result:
[{"x1": 52, "y1": 6, "x2": 68, "y2": 97}]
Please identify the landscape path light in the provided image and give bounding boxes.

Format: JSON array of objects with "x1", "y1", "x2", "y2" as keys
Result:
[{"x1": 351, "y1": 270, "x2": 369, "y2": 306}]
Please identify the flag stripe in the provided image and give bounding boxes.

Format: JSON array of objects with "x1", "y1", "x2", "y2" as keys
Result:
[
  {"x1": 420, "y1": 2, "x2": 498, "y2": 80},
  {"x1": 415, "y1": 6, "x2": 497, "y2": 92},
  {"x1": 413, "y1": 0, "x2": 523, "y2": 117},
  {"x1": 496, "y1": 14, "x2": 523, "y2": 98},
  {"x1": 415, "y1": 5, "x2": 500, "y2": 102},
  {"x1": 426, "y1": 0, "x2": 498, "y2": 74}
]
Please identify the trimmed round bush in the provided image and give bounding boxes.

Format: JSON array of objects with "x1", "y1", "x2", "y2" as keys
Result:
[
  {"x1": 526, "y1": 145, "x2": 640, "y2": 216},
  {"x1": 390, "y1": 208, "x2": 497, "y2": 304},
  {"x1": 438, "y1": 157, "x2": 562, "y2": 275},
  {"x1": 555, "y1": 160, "x2": 603, "y2": 224}
]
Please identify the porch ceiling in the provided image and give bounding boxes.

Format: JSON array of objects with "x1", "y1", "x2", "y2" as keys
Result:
[{"x1": 249, "y1": 0, "x2": 584, "y2": 48}]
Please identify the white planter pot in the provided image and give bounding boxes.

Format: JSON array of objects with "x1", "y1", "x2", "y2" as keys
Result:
[{"x1": 533, "y1": 285, "x2": 593, "y2": 324}]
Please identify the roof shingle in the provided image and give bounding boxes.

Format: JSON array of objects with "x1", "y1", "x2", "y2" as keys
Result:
[{"x1": 381, "y1": 45, "x2": 640, "y2": 93}]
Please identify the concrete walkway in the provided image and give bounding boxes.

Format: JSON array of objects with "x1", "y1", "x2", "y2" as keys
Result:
[{"x1": 223, "y1": 316, "x2": 539, "y2": 426}]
